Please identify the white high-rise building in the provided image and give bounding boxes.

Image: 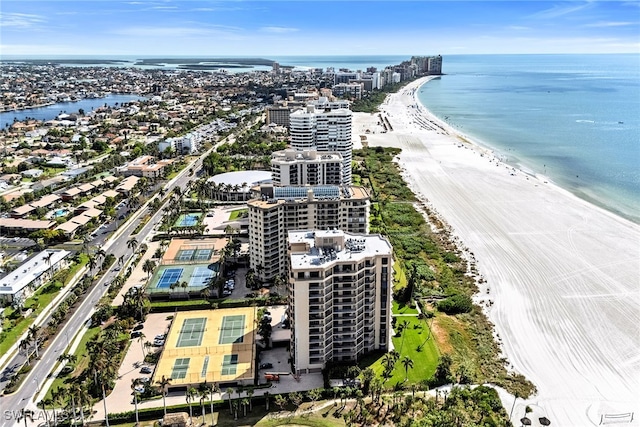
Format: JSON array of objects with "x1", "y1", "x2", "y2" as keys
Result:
[
  {"x1": 271, "y1": 149, "x2": 343, "y2": 186},
  {"x1": 288, "y1": 229, "x2": 393, "y2": 373},
  {"x1": 289, "y1": 105, "x2": 353, "y2": 185}
]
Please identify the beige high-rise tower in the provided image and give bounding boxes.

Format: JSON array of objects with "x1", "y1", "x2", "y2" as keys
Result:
[{"x1": 287, "y1": 229, "x2": 393, "y2": 373}]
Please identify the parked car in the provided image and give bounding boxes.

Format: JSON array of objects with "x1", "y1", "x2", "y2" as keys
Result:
[
  {"x1": 264, "y1": 374, "x2": 280, "y2": 382},
  {"x1": 133, "y1": 323, "x2": 144, "y2": 331},
  {"x1": 131, "y1": 331, "x2": 142, "y2": 338},
  {"x1": 259, "y1": 362, "x2": 273, "y2": 369},
  {"x1": 140, "y1": 366, "x2": 152, "y2": 374}
]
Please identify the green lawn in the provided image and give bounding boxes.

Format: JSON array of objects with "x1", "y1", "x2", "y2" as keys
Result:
[
  {"x1": 102, "y1": 401, "x2": 345, "y2": 427},
  {"x1": 45, "y1": 325, "x2": 101, "y2": 401},
  {"x1": 392, "y1": 262, "x2": 407, "y2": 292},
  {"x1": 368, "y1": 316, "x2": 439, "y2": 387},
  {"x1": 228, "y1": 208, "x2": 247, "y2": 220},
  {"x1": 392, "y1": 300, "x2": 418, "y2": 315}
]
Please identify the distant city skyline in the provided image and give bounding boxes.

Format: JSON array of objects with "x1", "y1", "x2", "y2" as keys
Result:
[{"x1": 1, "y1": 1, "x2": 638, "y2": 56}]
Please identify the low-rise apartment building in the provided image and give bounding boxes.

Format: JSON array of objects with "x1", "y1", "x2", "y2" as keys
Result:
[{"x1": 0, "y1": 249, "x2": 71, "y2": 303}]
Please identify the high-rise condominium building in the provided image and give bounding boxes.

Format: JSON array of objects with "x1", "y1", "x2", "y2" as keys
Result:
[
  {"x1": 248, "y1": 185, "x2": 369, "y2": 282},
  {"x1": 271, "y1": 149, "x2": 343, "y2": 186},
  {"x1": 287, "y1": 229, "x2": 393, "y2": 373},
  {"x1": 289, "y1": 105, "x2": 353, "y2": 185}
]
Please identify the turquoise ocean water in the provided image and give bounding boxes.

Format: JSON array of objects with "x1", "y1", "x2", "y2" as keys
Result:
[{"x1": 415, "y1": 54, "x2": 640, "y2": 224}]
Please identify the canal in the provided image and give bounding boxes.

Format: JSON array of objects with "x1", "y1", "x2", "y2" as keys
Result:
[{"x1": 0, "y1": 94, "x2": 144, "y2": 127}]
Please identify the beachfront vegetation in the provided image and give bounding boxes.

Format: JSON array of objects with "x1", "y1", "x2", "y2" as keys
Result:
[
  {"x1": 354, "y1": 146, "x2": 536, "y2": 398},
  {"x1": 352, "y1": 80, "x2": 419, "y2": 113}
]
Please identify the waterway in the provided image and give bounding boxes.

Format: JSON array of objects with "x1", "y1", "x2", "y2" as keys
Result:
[{"x1": 0, "y1": 94, "x2": 144, "y2": 128}]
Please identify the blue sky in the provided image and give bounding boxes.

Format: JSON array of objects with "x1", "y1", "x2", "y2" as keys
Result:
[{"x1": 1, "y1": 1, "x2": 638, "y2": 56}]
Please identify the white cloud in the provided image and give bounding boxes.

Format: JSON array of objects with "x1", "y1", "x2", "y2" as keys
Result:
[
  {"x1": 531, "y1": 2, "x2": 594, "y2": 19},
  {"x1": 0, "y1": 13, "x2": 46, "y2": 29},
  {"x1": 260, "y1": 26, "x2": 299, "y2": 34},
  {"x1": 507, "y1": 25, "x2": 530, "y2": 31},
  {"x1": 111, "y1": 24, "x2": 243, "y2": 38},
  {"x1": 584, "y1": 21, "x2": 635, "y2": 28}
]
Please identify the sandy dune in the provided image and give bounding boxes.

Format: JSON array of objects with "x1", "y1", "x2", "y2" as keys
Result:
[{"x1": 354, "y1": 77, "x2": 640, "y2": 426}]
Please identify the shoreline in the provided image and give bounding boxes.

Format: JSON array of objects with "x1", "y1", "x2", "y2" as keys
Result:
[
  {"x1": 411, "y1": 77, "x2": 639, "y2": 226},
  {"x1": 407, "y1": 77, "x2": 639, "y2": 228},
  {"x1": 353, "y1": 76, "x2": 640, "y2": 425}
]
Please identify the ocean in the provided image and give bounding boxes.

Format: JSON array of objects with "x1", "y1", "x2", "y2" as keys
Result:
[{"x1": 416, "y1": 54, "x2": 640, "y2": 224}]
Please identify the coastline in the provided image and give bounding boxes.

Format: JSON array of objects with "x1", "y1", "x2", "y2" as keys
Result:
[
  {"x1": 353, "y1": 76, "x2": 640, "y2": 425},
  {"x1": 408, "y1": 77, "x2": 639, "y2": 227}
]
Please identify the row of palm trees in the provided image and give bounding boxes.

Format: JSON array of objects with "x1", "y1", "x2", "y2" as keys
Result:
[{"x1": 191, "y1": 177, "x2": 251, "y2": 201}]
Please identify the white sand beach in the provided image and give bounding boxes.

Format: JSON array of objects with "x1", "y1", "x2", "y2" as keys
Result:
[{"x1": 353, "y1": 77, "x2": 640, "y2": 426}]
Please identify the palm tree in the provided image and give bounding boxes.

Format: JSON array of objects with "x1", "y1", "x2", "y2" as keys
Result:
[
  {"x1": 88, "y1": 255, "x2": 97, "y2": 272},
  {"x1": 180, "y1": 280, "x2": 189, "y2": 298},
  {"x1": 127, "y1": 237, "x2": 139, "y2": 254},
  {"x1": 73, "y1": 382, "x2": 88, "y2": 426},
  {"x1": 97, "y1": 371, "x2": 111, "y2": 427},
  {"x1": 246, "y1": 387, "x2": 254, "y2": 412},
  {"x1": 137, "y1": 333, "x2": 147, "y2": 357},
  {"x1": 156, "y1": 375, "x2": 172, "y2": 416},
  {"x1": 186, "y1": 386, "x2": 197, "y2": 424},
  {"x1": 241, "y1": 398, "x2": 249, "y2": 417},
  {"x1": 131, "y1": 378, "x2": 142, "y2": 426},
  {"x1": 401, "y1": 356, "x2": 414, "y2": 381},
  {"x1": 142, "y1": 259, "x2": 156, "y2": 279},
  {"x1": 226, "y1": 387, "x2": 234, "y2": 414},
  {"x1": 19, "y1": 339, "x2": 31, "y2": 364},
  {"x1": 231, "y1": 400, "x2": 238, "y2": 420},
  {"x1": 170, "y1": 281, "x2": 179, "y2": 296},
  {"x1": 51, "y1": 387, "x2": 64, "y2": 426},
  {"x1": 207, "y1": 382, "x2": 219, "y2": 425},
  {"x1": 95, "y1": 248, "x2": 107, "y2": 262},
  {"x1": 198, "y1": 383, "x2": 209, "y2": 426},
  {"x1": 112, "y1": 275, "x2": 125, "y2": 290},
  {"x1": 44, "y1": 251, "x2": 54, "y2": 278},
  {"x1": 38, "y1": 397, "x2": 52, "y2": 427},
  {"x1": 382, "y1": 353, "x2": 395, "y2": 373},
  {"x1": 28, "y1": 325, "x2": 40, "y2": 358}
]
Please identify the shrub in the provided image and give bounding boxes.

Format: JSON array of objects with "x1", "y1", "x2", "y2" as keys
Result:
[{"x1": 437, "y1": 294, "x2": 473, "y2": 315}]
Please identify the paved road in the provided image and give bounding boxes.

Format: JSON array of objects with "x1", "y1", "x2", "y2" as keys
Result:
[{"x1": 0, "y1": 142, "x2": 218, "y2": 427}]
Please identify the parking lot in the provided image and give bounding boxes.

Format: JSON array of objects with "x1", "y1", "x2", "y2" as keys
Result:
[
  {"x1": 101, "y1": 313, "x2": 172, "y2": 413},
  {"x1": 222, "y1": 266, "x2": 248, "y2": 299}
]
